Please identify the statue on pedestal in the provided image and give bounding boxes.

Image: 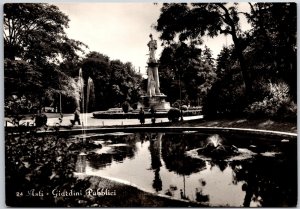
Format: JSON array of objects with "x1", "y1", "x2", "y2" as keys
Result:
[
  {"x1": 147, "y1": 34, "x2": 161, "y2": 97},
  {"x1": 147, "y1": 34, "x2": 157, "y2": 63},
  {"x1": 136, "y1": 34, "x2": 170, "y2": 112}
]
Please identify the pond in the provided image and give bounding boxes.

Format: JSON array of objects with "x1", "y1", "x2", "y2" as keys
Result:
[{"x1": 74, "y1": 131, "x2": 297, "y2": 207}]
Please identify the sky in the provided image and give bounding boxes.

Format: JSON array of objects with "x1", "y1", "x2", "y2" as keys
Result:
[{"x1": 56, "y1": 3, "x2": 251, "y2": 76}]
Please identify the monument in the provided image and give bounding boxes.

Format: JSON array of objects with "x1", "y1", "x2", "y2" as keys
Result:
[{"x1": 137, "y1": 34, "x2": 170, "y2": 112}]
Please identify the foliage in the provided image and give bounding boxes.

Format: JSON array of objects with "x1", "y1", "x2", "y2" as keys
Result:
[
  {"x1": 156, "y1": 3, "x2": 253, "y2": 99},
  {"x1": 167, "y1": 108, "x2": 181, "y2": 122},
  {"x1": 122, "y1": 101, "x2": 131, "y2": 113},
  {"x1": 4, "y1": 3, "x2": 86, "y2": 114},
  {"x1": 4, "y1": 59, "x2": 43, "y2": 104},
  {"x1": 81, "y1": 52, "x2": 143, "y2": 111},
  {"x1": 159, "y1": 41, "x2": 216, "y2": 106},
  {"x1": 5, "y1": 95, "x2": 32, "y2": 115},
  {"x1": 245, "y1": 3, "x2": 297, "y2": 99},
  {"x1": 35, "y1": 114, "x2": 48, "y2": 127},
  {"x1": 4, "y1": 3, "x2": 86, "y2": 61},
  {"x1": 202, "y1": 67, "x2": 246, "y2": 118},
  {"x1": 245, "y1": 81, "x2": 296, "y2": 119},
  {"x1": 5, "y1": 133, "x2": 92, "y2": 207}
]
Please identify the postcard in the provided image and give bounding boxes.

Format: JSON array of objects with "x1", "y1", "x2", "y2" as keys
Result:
[{"x1": 4, "y1": 2, "x2": 297, "y2": 207}]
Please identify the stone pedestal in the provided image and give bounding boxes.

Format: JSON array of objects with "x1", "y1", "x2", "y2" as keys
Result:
[
  {"x1": 137, "y1": 94, "x2": 170, "y2": 112},
  {"x1": 147, "y1": 62, "x2": 160, "y2": 97}
]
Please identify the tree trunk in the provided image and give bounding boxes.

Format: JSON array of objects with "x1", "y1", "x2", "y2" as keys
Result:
[
  {"x1": 217, "y1": 3, "x2": 253, "y2": 101},
  {"x1": 231, "y1": 33, "x2": 253, "y2": 101}
]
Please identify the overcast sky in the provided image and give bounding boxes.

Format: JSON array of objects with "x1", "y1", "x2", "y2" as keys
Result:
[{"x1": 56, "y1": 3, "x2": 251, "y2": 76}]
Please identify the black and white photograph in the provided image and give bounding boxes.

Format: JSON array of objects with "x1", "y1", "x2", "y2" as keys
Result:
[{"x1": 4, "y1": 2, "x2": 297, "y2": 207}]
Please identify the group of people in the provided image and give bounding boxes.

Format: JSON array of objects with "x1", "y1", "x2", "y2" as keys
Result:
[
  {"x1": 139, "y1": 107, "x2": 156, "y2": 125},
  {"x1": 71, "y1": 107, "x2": 156, "y2": 126}
]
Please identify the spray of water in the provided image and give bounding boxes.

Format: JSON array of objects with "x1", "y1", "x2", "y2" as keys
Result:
[
  {"x1": 78, "y1": 69, "x2": 94, "y2": 141},
  {"x1": 77, "y1": 69, "x2": 94, "y2": 173},
  {"x1": 78, "y1": 69, "x2": 85, "y2": 132},
  {"x1": 86, "y1": 77, "x2": 93, "y2": 123},
  {"x1": 207, "y1": 134, "x2": 222, "y2": 148}
]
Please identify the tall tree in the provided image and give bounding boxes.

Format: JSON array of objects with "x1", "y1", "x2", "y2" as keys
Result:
[
  {"x1": 246, "y1": 3, "x2": 297, "y2": 99},
  {"x1": 81, "y1": 52, "x2": 111, "y2": 110},
  {"x1": 156, "y1": 3, "x2": 253, "y2": 99},
  {"x1": 4, "y1": 3, "x2": 86, "y2": 61},
  {"x1": 4, "y1": 3, "x2": 87, "y2": 112},
  {"x1": 81, "y1": 52, "x2": 143, "y2": 111},
  {"x1": 159, "y1": 41, "x2": 216, "y2": 105}
]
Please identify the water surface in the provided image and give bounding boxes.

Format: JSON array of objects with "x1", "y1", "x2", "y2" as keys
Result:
[{"x1": 75, "y1": 132, "x2": 297, "y2": 207}]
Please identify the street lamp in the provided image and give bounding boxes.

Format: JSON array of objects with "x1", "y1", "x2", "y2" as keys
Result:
[
  {"x1": 179, "y1": 74, "x2": 183, "y2": 121},
  {"x1": 59, "y1": 92, "x2": 62, "y2": 115}
]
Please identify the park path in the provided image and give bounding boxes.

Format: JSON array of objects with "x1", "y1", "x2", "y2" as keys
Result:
[{"x1": 5, "y1": 113, "x2": 203, "y2": 127}]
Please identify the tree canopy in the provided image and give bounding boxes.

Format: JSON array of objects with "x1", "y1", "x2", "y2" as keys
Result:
[
  {"x1": 156, "y1": 2, "x2": 296, "y2": 118},
  {"x1": 4, "y1": 3, "x2": 86, "y2": 61},
  {"x1": 4, "y1": 3, "x2": 88, "y2": 113},
  {"x1": 81, "y1": 52, "x2": 143, "y2": 111}
]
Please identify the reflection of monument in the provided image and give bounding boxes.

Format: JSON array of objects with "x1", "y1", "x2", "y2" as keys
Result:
[
  {"x1": 149, "y1": 133, "x2": 163, "y2": 192},
  {"x1": 76, "y1": 152, "x2": 87, "y2": 173},
  {"x1": 137, "y1": 34, "x2": 171, "y2": 111}
]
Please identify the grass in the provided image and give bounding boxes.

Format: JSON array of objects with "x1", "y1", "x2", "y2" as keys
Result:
[
  {"x1": 75, "y1": 176, "x2": 204, "y2": 207},
  {"x1": 176, "y1": 117, "x2": 297, "y2": 133}
]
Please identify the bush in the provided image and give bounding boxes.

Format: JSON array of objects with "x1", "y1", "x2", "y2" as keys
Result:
[
  {"x1": 181, "y1": 105, "x2": 188, "y2": 111},
  {"x1": 35, "y1": 114, "x2": 47, "y2": 127},
  {"x1": 6, "y1": 134, "x2": 91, "y2": 207},
  {"x1": 202, "y1": 72, "x2": 246, "y2": 118},
  {"x1": 172, "y1": 102, "x2": 180, "y2": 109},
  {"x1": 167, "y1": 108, "x2": 181, "y2": 122},
  {"x1": 245, "y1": 81, "x2": 296, "y2": 119},
  {"x1": 122, "y1": 101, "x2": 130, "y2": 113}
]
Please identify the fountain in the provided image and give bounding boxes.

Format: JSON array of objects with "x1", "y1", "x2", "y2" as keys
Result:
[
  {"x1": 76, "y1": 69, "x2": 95, "y2": 172},
  {"x1": 78, "y1": 69, "x2": 94, "y2": 130},
  {"x1": 197, "y1": 134, "x2": 239, "y2": 159}
]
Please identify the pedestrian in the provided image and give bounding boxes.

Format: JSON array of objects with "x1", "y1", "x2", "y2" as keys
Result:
[
  {"x1": 150, "y1": 107, "x2": 156, "y2": 124},
  {"x1": 73, "y1": 108, "x2": 81, "y2": 125},
  {"x1": 139, "y1": 107, "x2": 145, "y2": 125}
]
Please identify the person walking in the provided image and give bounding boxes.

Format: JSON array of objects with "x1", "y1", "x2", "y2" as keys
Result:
[
  {"x1": 139, "y1": 107, "x2": 145, "y2": 125},
  {"x1": 73, "y1": 108, "x2": 81, "y2": 125},
  {"x1": 150, "y1": 107, "x2": 156, "y2": 124}
]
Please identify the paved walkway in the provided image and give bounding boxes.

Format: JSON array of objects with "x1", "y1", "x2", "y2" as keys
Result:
[{"x1": 5, "y1": 113, "x2": 204, "y2": 127}]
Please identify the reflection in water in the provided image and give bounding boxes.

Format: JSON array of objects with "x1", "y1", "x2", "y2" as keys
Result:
[
  {"x1": 76, "y1": 152, "x2": 87, "y2": 173},
  {"x1": 87, "y1": 134, "x2": 137, "y2": 169},
  {"x1": 149, "y1": 133, "x2": 163, "y2": 192},
  {"x1": 78, "y1": 132, "x2": 297, "y2": 207}
]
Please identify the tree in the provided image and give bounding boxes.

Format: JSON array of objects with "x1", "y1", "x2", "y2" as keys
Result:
[
  {"x1": 4, "y1": 3, "x2": 87, "y2": 112},
  {"x1": 4, "y1": 3, "x2": 86, "y2": 61},
  {"x1": 4, "y1": 59, "x2": 42, "y2": 100},
  {"x1": 81, "y1": 52, "x2": 143, "y2": 111},
  {"x1": 203, "y1": 46, "x2": 246, "y2": 117},
  {"x1": 159, "y1": 41, "x2": 216, "y2": 106},
  {"x1": 156, "y1": 3, "x2": 253, "y2": 99},
  {"x1": 245, "y1": 3, "x2": 297, "y2": 99},
  {"x1": 156, "y1": 3, "x2": 296, "y2": 119},
  {"x1": 81, "y1": 52, "x2": 111, "y2": 110},
  {"x1": 109, "y1": 60, "x2": 143, "y2": 109}
]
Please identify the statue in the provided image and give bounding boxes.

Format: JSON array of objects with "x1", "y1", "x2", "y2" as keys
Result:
[
  {"x1": 136, "y1": 34, "x2": 171, "y2": 112},
  {"x1": 147, "y1": 34, "x2": 161, "y2": 97},
  {"x1": 147, "y1": 34, "x2": 157, "y2": 62}
]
